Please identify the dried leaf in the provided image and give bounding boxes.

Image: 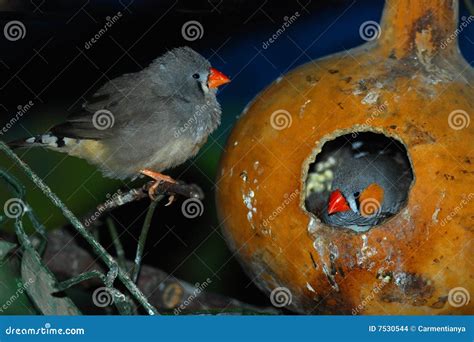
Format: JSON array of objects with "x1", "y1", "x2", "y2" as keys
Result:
[{"x1": 21, "y1": 248, "x2": 81, "y2": 315}]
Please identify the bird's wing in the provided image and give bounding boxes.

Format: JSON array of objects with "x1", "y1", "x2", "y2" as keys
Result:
[
  {"x1": 51, "y1": 73, "x2": 146, "y2": 140},
  {"x1": 50, "y1": 109, "x2": 115, "y2": 140}
]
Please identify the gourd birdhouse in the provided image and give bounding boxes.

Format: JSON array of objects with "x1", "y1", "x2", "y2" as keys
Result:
[{"x1": 217, "y1": 0, "x2": 473, "y2": 314}]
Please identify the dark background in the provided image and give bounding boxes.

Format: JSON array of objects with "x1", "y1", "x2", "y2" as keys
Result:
[{"x1": 0, "y1": 0, "x2": 472, "y2": 312}]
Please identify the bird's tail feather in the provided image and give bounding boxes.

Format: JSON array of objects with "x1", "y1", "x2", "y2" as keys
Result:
[{"x1": 7, "y1": 133, "x2": 68, "y2": 149}]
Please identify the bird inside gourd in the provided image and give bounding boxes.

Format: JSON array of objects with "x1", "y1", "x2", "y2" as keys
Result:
[{"x1": 305, "y1": 132, "x2": 413, "y2": 232}]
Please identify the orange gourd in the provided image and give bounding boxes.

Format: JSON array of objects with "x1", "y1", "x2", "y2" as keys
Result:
[{"x1": 217, "y1": 0, "x2": 473, "y2": 314}]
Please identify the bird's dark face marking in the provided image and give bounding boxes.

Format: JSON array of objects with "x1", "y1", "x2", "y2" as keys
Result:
[
  {"x1": 190, "y1": 67, "x2": 230, "y2": 96},
  {"x1": 190, "y1": 69, "x2": 212, "y2": 96}
]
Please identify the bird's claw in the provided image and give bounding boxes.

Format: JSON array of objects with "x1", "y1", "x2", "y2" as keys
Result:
[
  {"x1": 140, "y1": 169, "x2": 177, "y2": 201},
  {"x1": 148, "y1": 181, "x2": 160, "y2": 201},
  {"x1": 165, "y1": 195, "x2": 176, "y2": 206}
]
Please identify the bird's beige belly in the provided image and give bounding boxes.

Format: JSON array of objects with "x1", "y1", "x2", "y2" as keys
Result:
[
  {"x1": 63, "y1": 137, "x2": 205, "y2": 179},
  {"x1": 66, "y1": 140, "x2": 130, "y2": 178},
  {"x1": 144, "y1": 136, "x2": 205, "y2": 171}
]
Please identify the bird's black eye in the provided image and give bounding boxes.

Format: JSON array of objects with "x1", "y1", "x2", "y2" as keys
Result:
[{"x1": 192, "y1": 73, "x2": 200, "y2": 79}]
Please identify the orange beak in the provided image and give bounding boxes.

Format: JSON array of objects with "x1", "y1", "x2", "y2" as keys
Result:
[
  {"x1": 208, "y1": 67, "x2": 230, "y2": 88},
  {"x1": 328, "y1": 189, "x2": 351, "y2": 215}
]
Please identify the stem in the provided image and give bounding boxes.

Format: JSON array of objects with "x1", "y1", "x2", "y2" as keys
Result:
[
  {"x1": 106, "y1": 217, "x2": 127, "y2": 270},
  {"x1": 0, "y1": 169, "x2": 47, "y2": 254},
  {"x1": 131, "y1": 196, "x2": 162, "y2": 283},
  {"x1": 56, "y1": 270, "x2": 106, "y2": 292},
  {"x1": 0, "y1": 142, "x2": 158, "y2": 315},
  {"x1": 379, "y1": 0, "x2": 458, "y2": 58}
]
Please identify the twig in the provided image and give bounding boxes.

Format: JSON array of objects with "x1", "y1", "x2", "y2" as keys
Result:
[
  {"x1": 56, "y1": 270, "x2": 106, "y2": 292},
  {"x1": 0, "y1": 169, "x2": 47, "y2": 254},
  {"x1": 131, "y1": 196, "x2": 162, "y2": 283},
  {"x1": 106, "y1": 218, "x2": 127, "y2": 270},
  {"x1": 100, "y1": 181, "x2": 203, "y2": 212},
  {"x1": 83, "y1": 180, "x2": 204, "y2": 228},
  {"x1": 0, "y1": 141, "x2": 158, "y2": 315}
]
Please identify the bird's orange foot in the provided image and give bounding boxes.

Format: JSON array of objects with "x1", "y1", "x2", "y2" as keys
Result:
[{"x1": 140, "y1": 169, "x2": 176, "y2": 201}]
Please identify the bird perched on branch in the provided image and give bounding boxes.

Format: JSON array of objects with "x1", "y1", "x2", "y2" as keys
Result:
[
  {"x1": 306, "y1": 135, "x2": 413, "y2": 231},
  {"x1": 8, "y1": 47, "x2": 230, "y2": 199}
]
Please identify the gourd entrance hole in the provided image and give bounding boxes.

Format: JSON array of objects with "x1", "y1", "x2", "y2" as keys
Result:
[{"x1": 304, "y1": 132, "x2": 414, "y2": 232}]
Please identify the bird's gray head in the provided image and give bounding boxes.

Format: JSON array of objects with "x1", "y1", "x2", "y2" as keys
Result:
[{"x1": 147, "y1": 47, "x2": 230, "y2": 100}]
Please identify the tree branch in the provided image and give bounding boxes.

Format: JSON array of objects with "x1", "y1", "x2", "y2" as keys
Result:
[
  {"x1": 83, "y1": 181, "x2": 204, "y2": 228},
  {"x1": 43, "y1": 228, "x2": 278, "y2": 315}
]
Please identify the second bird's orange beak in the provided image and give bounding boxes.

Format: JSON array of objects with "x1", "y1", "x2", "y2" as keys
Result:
[{"x1": 208, "y1": 67, "x2": 230, "y2": 88}]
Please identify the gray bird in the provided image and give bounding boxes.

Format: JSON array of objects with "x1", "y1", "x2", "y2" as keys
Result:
[
  {"x1": 306, "y1": 134, "x2": 413, "y2": 232},
  {"x1": 9, "y1": 47, "x2": 230, "y2": 197}
]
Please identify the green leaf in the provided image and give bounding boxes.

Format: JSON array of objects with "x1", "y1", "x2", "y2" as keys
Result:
[
  {"x1": 0, "y1": 254, "x2": 38, "y2": 315},
  {"x1": 0, "y1": 240, "x2": 16, "y2": 261},
  {"x1": 21, "y1": 248, "x2": 82, "y2": 315}
]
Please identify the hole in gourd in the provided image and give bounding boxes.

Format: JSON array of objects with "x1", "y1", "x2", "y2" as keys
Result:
[{"x1": 304, "y1": 131, "x2": 414, "y2": 232}]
